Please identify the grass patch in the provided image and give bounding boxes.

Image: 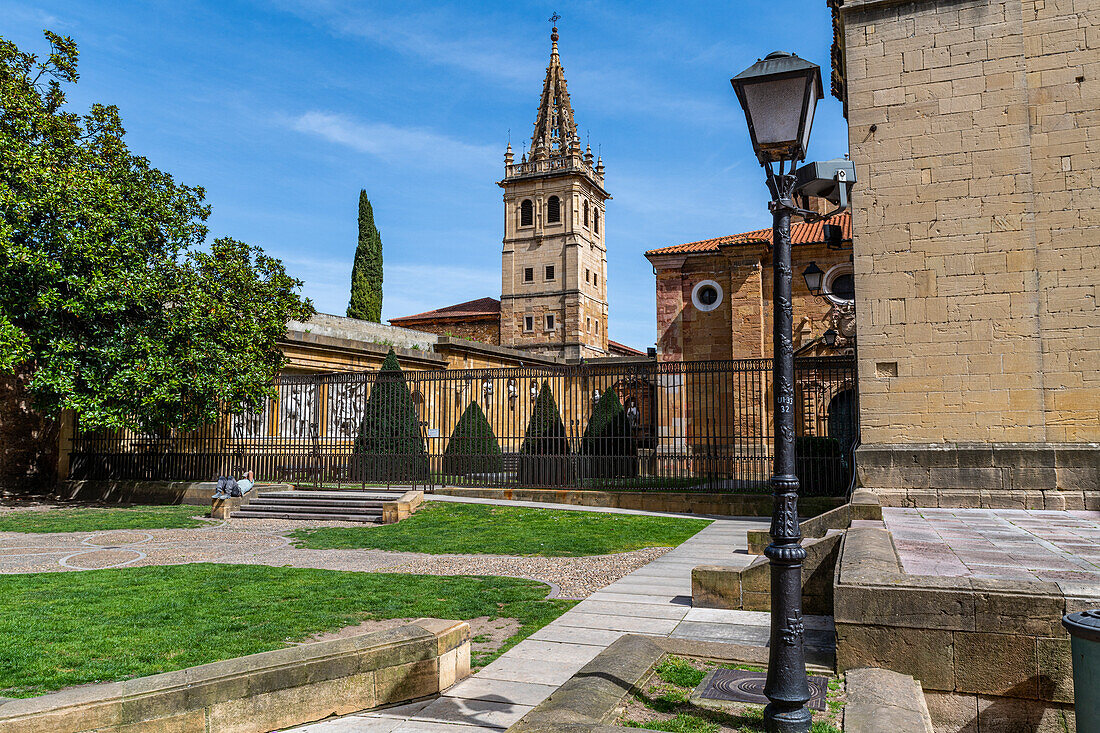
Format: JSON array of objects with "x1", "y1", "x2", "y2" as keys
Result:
[
  {"x1": 290, "y1": 502, "x2": 711, "y2": 556},
  {"x1": 0, "y1": 505, "x2": 210, "y2": 533},
  {"x1": 0, "y1": 563, "x2": 573, "y2": 697}
]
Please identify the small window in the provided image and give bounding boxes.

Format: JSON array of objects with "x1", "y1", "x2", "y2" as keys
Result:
[
  {"x1": 523, "y1": 267, "x2": 534, "y2": 283},
  {"x1": 545, "y1": 265, "x2": 554, "y2": 280},
  {"x1": 595, "y1": 321, "x2": 600, "y2": 334},
  {"x1": 524, "y1": 315, "x2": 534, "y2": 332},
  {"x1": 691, "y1": 279, "x2": 724, "y2": 312},
  {"x1": 585, "y1": 269, "x2": 590, "y2": 283},
  {"x1": 547, "y1": 196, "x2": 561, "y2": 223},
  {"x1": 583, "y1": 200, "x2": 589, "y2": 227},
  {"x1": 823, "y1": 263, "x2": 856, "y2": 305},
  {"x1": 520, "y1": 199, "x2": 533, "y2": 227},
  {"x1": 593, "y1": 273, "x2": 599, "y2": 288},
  {"x1": 545, "y1": 314, "x2": 555, "y2": 330},
  {"x1": 587, "y1": 317, "x2": 592, "y2": 333},
  {"x1": 594, "y1": 209, "x2": 599, "y2": 234}
]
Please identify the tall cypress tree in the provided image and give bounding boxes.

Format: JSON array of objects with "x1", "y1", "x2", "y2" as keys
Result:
[{"x1": 347, "y1": 190, "x2": 383, "y2": 321}]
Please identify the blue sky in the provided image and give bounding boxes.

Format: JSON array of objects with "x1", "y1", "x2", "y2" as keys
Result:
[{"x1": 5, "y1": 1, "x2": 849, "y2": 351}]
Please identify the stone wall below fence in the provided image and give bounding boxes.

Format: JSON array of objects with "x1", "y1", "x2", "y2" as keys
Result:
[
  {"x1": 54, "y1": 480, "x2": 294, "y2": 506},
  {"x1": 834, "y1": 522, "x2": 1095, "y2": 732},
  {"x1": 434, "y1": 487, "x2": 845, "y2": 518},
  {"x1": 0, "y1": 618, "x2": 470, "y2": 733}
]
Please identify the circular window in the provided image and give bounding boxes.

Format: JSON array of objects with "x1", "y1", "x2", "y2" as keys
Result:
[
  {"x1": 823, "y1": 264, "x2": 855, "y2": 305},
  {"x1": 691, "y1": 280, "x2": 723, "y2": 312}
]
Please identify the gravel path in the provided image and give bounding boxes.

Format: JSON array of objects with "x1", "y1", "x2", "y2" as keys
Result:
[{"x1": 0, "y1": 510, "x2": 672, "y2": 598}]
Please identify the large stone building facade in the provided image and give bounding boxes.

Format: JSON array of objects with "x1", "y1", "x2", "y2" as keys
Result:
[
  {"x1": 389, "y1": 26, "x2": 632, "y2": 360},
  {"x1": 647, "y1": 213, "x2": 855, "y2": 362},
  {"x1": 834, "y1": 0, "x2": 1099, "y2": 496}
]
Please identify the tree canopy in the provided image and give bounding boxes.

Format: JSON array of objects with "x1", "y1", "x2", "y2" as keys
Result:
[
  {"x1": 347, "y1": 190, "x2": 382, "y2": 322},
  {"x1": 0, "y1": 31, "x2": 314, "y2": 431}
]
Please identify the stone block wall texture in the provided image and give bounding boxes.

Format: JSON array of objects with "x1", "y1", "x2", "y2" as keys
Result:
[
  {"x1": 652, "y1": 243, "x2": 849, "y2": 363},
  {"x1": 840, "y1": 0, "x2": 1099, "y2": 445},
  {"x1": 834, "y1": 524, "x2": 1087, "y2": 732}
]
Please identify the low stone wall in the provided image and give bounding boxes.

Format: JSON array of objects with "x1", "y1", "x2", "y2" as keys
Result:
[
  {"x1": 0, "y1": 618, "x2": 470, "y2": 733},
  {"x1": 435, "y1": 487, "x2": 845, "y2": 518},
  {"x1": 55, "y1": 480, "x2": 293, "y2": 507},
  {"x1": 857, "y1": 442, "x2": 1100, "y2": 509},
  {"x1": 834, "y1": 523, "x2": 1092, "y2": 732},
  {"x1": 382, "y1": 489, "x2": 424, "y2": 524},
  {"x1": 747, "y1": 489, "x2": 882, "y2": 555},
  {"x1": 693, "y1": 531, "x2": 843, "y2": 616}
]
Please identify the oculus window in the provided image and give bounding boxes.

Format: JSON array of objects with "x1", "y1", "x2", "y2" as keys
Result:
[
  {"x1": 823, "y1": 263, "x2": 855, "y2": 305},
  {"x1": 691, "y1": 279, "x2": 723, "y2": 312}
]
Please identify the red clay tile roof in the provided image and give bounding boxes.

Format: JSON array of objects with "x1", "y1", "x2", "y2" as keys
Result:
[
  {"x1": 608, "y1": 340, "x2": 644, "y2": 356},
  {"x1": 645, "y1": 212, "x2": 851, "y2": 257},
  {"x1": 390, "y1": 297, "x2": 501, "y2": 323}
]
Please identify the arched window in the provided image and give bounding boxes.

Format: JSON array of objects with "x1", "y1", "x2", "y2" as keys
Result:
[
  {"x1": 583, "y1": 200, "x2": 589, "y2": 227},
  {"x1": 594, "y1": 209, "x2": 599, "y2": 234},
  {"x1": 547, "y1": 196, "x2": 561, "y2": 223},
  {"x1": 520, "y1": 199, "x2": 533, "y2": 227}
]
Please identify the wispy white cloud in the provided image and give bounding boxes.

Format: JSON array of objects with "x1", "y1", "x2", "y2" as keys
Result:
[{"x1": 288, "y1": 111, "x2": 498, "y2": 169}]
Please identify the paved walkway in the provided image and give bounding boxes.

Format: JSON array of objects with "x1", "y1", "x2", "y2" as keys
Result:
[
  {"x1": 287, "y1": 518, "x2": 837, "y2": 733},
  {"x1": 884, "y1": 507, "x2": 1100, "y2": 582}
]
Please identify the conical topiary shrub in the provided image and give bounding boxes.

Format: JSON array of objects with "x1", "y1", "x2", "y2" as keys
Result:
[
  {"x1": 582, "y1": 388, "x2": 638, "y2": 480},
  {"x1": 442, "y1": 401, "x2": 504, "y2": 477},
  {"x1": 353, "y1": 349, "x2": 429, "y2": 483},
  {"x1": 517, "y1": 381, "x2": 572, "y2": 486}
]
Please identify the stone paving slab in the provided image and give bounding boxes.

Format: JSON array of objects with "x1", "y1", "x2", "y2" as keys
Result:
[
  {"x1": 884, "y1": 508, "x2": 1100, "y2": 583},
  {"x1": 442, "y1": 679, "x2": 559, "y2": 707}
]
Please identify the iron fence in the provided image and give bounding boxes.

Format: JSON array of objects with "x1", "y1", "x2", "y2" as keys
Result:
[{"x1": 68, "y1": 357, "x2": 857, "y2": 494}]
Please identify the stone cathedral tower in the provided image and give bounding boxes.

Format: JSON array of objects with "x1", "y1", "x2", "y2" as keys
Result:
[{"x1": 498, "y1": 25, "x2": 610, "y2": 360}]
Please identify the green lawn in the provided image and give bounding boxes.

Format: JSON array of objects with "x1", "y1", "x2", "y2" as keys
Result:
[
  {"x1": 0, "y1": 564, "x2": 572, "y2": 697},
  {"x1": 290, "y1": 502, "x2": 711, "y2": 556},
  {"x1": 0, "y1": 505, "x2": 210, "y2": 533}
]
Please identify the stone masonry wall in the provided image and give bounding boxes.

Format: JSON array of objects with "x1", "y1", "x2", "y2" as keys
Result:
[{"x1": 840, "y1": 0, "x2": 1100, "y2": 445}]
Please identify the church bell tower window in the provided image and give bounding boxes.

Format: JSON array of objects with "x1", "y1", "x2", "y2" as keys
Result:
[
  {"x1": 547, "y1": 196, "x2": 561, "y2": 223},
  {"x1": 520, "y1": 199, "x2": 533, "y2": 227},
  {"x1": 583, "y1": 200, "x2": 589, "y2": 227}
]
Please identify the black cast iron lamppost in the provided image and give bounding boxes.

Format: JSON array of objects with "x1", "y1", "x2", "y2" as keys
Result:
[{"x1": 731, "y1": 51, "x2": 853, "y2": 733}]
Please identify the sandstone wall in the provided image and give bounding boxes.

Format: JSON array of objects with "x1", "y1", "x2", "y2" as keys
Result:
[{"x1": 840, "y1": 0, "x2": 1099, "y2": 445}]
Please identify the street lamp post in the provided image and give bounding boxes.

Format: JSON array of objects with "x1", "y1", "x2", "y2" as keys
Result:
[{"x1": 731, "y1": 51, "x2": 825, "y2": 733}]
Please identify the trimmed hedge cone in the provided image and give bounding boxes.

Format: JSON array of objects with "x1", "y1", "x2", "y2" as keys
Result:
[
  {"x1": 353, "y1": 349, "x2": 429, "y2": 483},
  {"x1": 582, "y1": 389, "x2": 638, "y2": 480},
  {"x1": 442, "y1": 401, "x2": 504, "y2": 477},
  {"x1": 517, "y1": 381, "x2": 572, "y2": 486}
]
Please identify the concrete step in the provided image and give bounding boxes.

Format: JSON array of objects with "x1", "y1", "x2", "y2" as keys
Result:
[
  {"x1": 231, "y1": 510, "x2": 381, "y2": 523},
  {"x1": 241, "y1": 503, "x2": 383, "y2": 515},
  {"x1": 249, "y1": 497, "x2": 386, "y2": 509},
  {"x1": 258, "y1": 491, "x2": 404, "y2": 501}
]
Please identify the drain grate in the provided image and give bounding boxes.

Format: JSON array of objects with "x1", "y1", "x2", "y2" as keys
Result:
[{"x1": 695, "y1": 669, "x2": 829, "y2": 711}]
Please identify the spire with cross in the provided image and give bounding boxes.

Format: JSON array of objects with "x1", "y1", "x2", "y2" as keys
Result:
[{"x1": 530, "y1": 15, "x2": 576, "y2": 161}]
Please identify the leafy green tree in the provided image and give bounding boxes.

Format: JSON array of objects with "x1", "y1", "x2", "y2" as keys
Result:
[
  {"x1": 347, "y1": 190, "x2": 383, "y2": 321},
  {"x1": 353, "y1": 349, "x2": 428, "y2": 483},
  {"x1": 517, "y1": 381, "x2": 572, "y2": 486},
  {"x1": 442, "y1": 401, "x2": 504, "y2": 476},
  {"x1": 0, "y1": 31, "x2": 314, "y2": 432},
  {"x1": 582, "y1": 388, "x2": 637, "y2": 480}
]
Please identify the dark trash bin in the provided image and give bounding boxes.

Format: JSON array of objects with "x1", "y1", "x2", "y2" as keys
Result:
[{"x1": 1063, "y1": 609, "x2": 1100, "y2": 733}]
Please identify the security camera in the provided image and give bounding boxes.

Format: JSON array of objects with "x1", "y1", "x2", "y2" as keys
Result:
[{"x1": 793, "y1": 158, "x2": 856, "y2": 211}]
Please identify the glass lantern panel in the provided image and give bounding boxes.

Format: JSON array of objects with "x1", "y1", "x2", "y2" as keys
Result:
[
  {"x1": 741, "y1": 76, "x2": 806, "y2": 148},
  {"x1": 799, "y1": 81, "x2": 819, "y2": 159}
]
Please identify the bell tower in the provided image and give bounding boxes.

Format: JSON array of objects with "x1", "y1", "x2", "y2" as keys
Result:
[{"x1": 499, "y1": 24, "x2": 610, "y2": 360}]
